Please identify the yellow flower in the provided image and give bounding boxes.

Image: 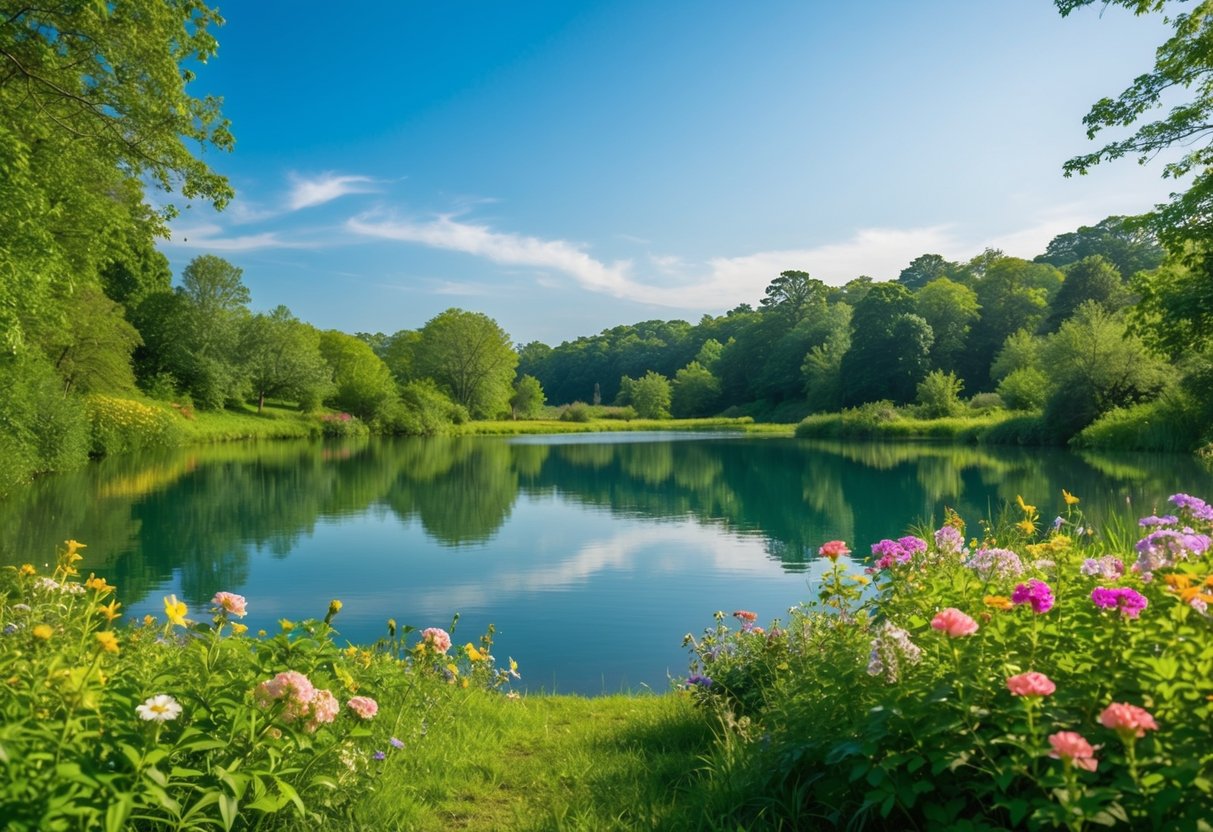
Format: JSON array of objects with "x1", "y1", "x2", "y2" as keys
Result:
[
  {"x1": 85, "y1": 573, "x2": 115, "y2": 596},
  {"x1": 95, "y1": 631, "x2": 119, "y2": 654},
  {"x1": 257, "y1": 629, "x2": 267, "y2": 637},
  {"x1": 19, "y1": 564, "x2": 35, "y2": 576},
  {"x1": 1017, "y1": 519, "x2": 1036, "y2": 535},
  {"x1": 446, "y1": 663, "x2": 459, "y2": 677},
  {"x1": 231, "y1": 623, "x2": 248, "y2": 636},
  {"x1": 97, "y1": 599, "x2": 122, "y2": 623},
  {"x1": 163, "y1": 594, "x2": 189, "y2": 627},
  {"x1": 324, "y1": 599, "x2": 343, "y2": 625},
  {"x1": 33, "y1": 624, "x2": 53, "y2": 640},
  {"x1": 984, "y1": 595, "x2": 1014, "y2": 611},
  {"x1": 142, "y1": 614, "x2": 156, "y2": 627},
  {"x1": 1062, "y1": 489, "x2": 1080, "y2": 506},
  {"x1": 1015, "y1": 495, "x2": 1036, "y2": 515},
  {"x1": 464, "y1": 643, "x2": 484, "y2": 662},
  {"x1": 279, "y1": 619, "x2": 294, "y2": 632},
  {"x1": 64, "y1": 540, "x2": 86, "y2": 557}
]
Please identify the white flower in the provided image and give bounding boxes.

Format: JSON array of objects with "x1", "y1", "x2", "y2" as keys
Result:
[{"x1": 136, "y1": 694, "x2": 182, "y2": 722}]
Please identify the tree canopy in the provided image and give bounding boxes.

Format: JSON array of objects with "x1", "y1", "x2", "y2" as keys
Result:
[{"x1": 416, "y1": 309, "x2": 518, "y2": 419}]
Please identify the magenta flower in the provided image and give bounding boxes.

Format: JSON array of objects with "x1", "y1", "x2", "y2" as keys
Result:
[
  {"x1": 1091, "y1": 587, "x2": 1148, "y2": 618},
  {"x1": 818, "y1": 540, "x2": 850, "y2": 560},
  {"x1": 1011, "y1": 579, "x2": 1054, "y2": 614},
  {"x1": 930, "y1": 608, "x2": 978, "y2": 637}
]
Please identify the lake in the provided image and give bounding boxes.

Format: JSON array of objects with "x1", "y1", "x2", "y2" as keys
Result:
[{"x1": 3, "y1": 432, "x2": 1211, "y2": 693}]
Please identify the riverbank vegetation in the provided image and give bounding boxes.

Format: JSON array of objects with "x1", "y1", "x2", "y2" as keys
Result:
[{"x1": 6, "y1": 488, "x2": 1210, "y2": 829}]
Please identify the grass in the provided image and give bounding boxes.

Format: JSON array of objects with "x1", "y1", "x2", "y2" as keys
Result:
[
  {"x1": 795, "y1": 409, "x2": 1020, "y2": 442},
  {"x1": 452, "y1": 417, "x2": 761, "y2": 436},
  {"x1": 175, "y1": 401, "x2": 321, "y2": 443},
  {"x1": 359, "y1": 690, "x2": 719, "y2": 831}
]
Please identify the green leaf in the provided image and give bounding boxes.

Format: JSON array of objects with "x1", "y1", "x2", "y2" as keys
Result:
[
  {"x1": 219, "y1": 793, "x2": 237, "y2": 831},
  {"x1": 273, "y1": 778, "x2": 306, "y2": 816},
  {"x1": 104, "y1": 795, "x2": 133, "y2": 832}
]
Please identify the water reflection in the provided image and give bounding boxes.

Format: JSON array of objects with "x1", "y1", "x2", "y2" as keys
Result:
[{"x1": 2, "y1": 433, "x2": 1210, "y2": 691}]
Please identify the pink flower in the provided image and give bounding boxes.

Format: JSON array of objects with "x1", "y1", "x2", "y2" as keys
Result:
[
  {"x1": 421, "y1": 627, "x2": 451, "y2": 654},
  {"x1": 211, "y1": 591, "x2": 247, "y2": 618},
  {"x1": 1006, "y1": 671, "x2": 1056, "y2": 697},
  {"x1": 1048, "y1": 731, "x2": 1098, "y2": 772},
  {"x1": 346, "y1": 696, "x2": 379, "y2": 720},
  {"x1": 732, "y1": 610, "x2": 758, "y2": 623},
  {"x1": 1099, "y1": 703, "x2": 1158, "y2": 739},
  {"x1": 305, "y1": 689, "x2": 339, "y2": 732},
  {"x1": 255, "y1": 671, "x2": 316, "y2": 722},
  {"x1": 930, "y1": 607, "x2": 978, "y2": 637},
  {"x1": 818, "y1": 540, "x2": 850, "y2": 560}
]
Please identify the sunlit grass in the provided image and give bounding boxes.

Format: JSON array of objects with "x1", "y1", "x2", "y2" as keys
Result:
[{"x1": 453, "y1": 417, "x2": 759, "y2": 435}]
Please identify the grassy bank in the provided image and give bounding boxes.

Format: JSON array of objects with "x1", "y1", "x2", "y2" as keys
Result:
[
  {"x1": 452, "y1": 416, "x2": 775, "y2": 436},
  {"x1": 795, "y1": 408, "x2": 1020, "y2": 442}
]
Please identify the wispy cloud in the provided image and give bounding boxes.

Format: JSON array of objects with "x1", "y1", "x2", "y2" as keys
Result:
[
  {"x1": 163, "y1": 223, "x2": 301, "y2": 252},
  {"x1": 287, "y1": 173, "x2": 377, "y2": 210}
]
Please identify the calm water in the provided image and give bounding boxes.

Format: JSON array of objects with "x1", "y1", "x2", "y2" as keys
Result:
[{"x1": 3, "y1": 433, "x2": 1211, "y2": 693}]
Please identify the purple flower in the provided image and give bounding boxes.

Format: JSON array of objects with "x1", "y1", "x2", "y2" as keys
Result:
[
  {"x1": 1134, "y1": 529, "x2": 1211, "y2": 575},
  {"x1": 1138, "y1": 515, "x2": 1179, "y2": 528},
  {"x1": 372, "y1": 751, "x2": 386, "y2": 761},
  {"x1": 686, "y1": 674, "x2": 713, "y2": 689},
  {"x1": 1091, "y1": 587, "x2": 1148, "y2": 618},
  {"x1": 898, "y1": 536, "x2": 928, "y2": 555},
  {"x1": 1170, "y1": 493, "x2": 1213, "y2": 522},
  {"x1": 389, "y1": 737, "x2": 404, "y2": 749},
  {"x1": 1052, "y1": 516, "x2": 1065, "y2": 531},
  {"x1": 1081, "y1": 556, "x2": 1125, "y2": 580},
  {"x1": 1011, "y1": 579, "x2": 1054, "y2": 614},
  {"x1": 964, "y1": 547, "x2": 1025, "y2": 580},
  {"x1": 871, "y1": 539, "x2": 914, "y2": 569},
  {"x1": 934, "y1": 525, "x2": 965, "y2": 555}
]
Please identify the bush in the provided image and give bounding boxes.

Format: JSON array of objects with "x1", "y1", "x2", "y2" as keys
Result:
[
  {"x1": 560, "y1": 402, "x2": 593, "y2": 422},
  {"x1": 683, "y1": 493, "x2": 1213, "y2": 830},
  {"x1": 392, "y1": 380, "x2": 467, "y2": 436},
  {"x1": 0, "y1": 353, "x2": 90, "y2": 495},
  {"x1": 915, "y1": 370, "x2": 965, "y2": 418},
  {"x1": 998, "y1": 367, "x2": 1051, "y2": 411},
  {"x1": 968, "y1": 392, "x2": 1005, "y2": 413},
  {"x1": 315, "y1": 411, "x2": 371, "y2": 438},
  {"x1": 87, "y1": 394, "x2": 184, "y2": 456},
  {"x1": 1074, "y1": 393, "x2": 1206, "y2": 452},
  {"x1": 0, "y1": 543, "x2": 517, "y2": 830}
]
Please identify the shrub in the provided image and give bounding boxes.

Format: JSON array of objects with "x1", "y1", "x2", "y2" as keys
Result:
[
  {"x1": 915, "y1": 370, "x2": 965, "y2": 418},
  {"x1": 560, "y1": 402, "x2": 593, "y2": 422},
  {"x1": 683, "y1": 493, "x2": 1213, "y2": 830},
  {"x1": 0, "y1": 543, "x2": 516, "y2": 830},
  {"x1": 968, "y1": 392, "x2": 1005, "y2": 413},
  {"x1": 316, "y1": 410, "x2": 371, "y2": 438},
  {"x1": 86, "y1": 394, "x2": 184, "y2": 456},
  {"x1": 998, "y1": 367, "x2": 1051, "y2": 411}
]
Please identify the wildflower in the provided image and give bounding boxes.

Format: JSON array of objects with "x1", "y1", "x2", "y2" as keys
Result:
[
  {"x1": 930, "y1": 608, "x2": 978, "y2": 638},
  {"x1": 686, "y1": 674, "x2": 714, "y2": 689},
  {"x1": 1099, "y1": 703, "x2": 1158, "y2": 739},
  {"x1": 464, "y1": 643, "x2": 485, "y2": 662},
  {"x1": 64, "y1": 539, "x2": 86, "y2": 556},
  {"x1": 870, "y1": 538, "x2": 921, "y2": 569},
  {"x1": 818, "y1": 540, "x2": 850, "y2": 560},
  {"x1": 508, "y1": 657, "x2": 521, "y2": 679},
  {"x1": 1134, "y1": 528, "x2": 1211, "y2": 576},
  {"x1": 1006, "y1": 672, "x2": 1056, "y2": 697},
  {"x1": 1169, "y1": 493, "x2": 1213, "y2": 522},
  {"x1": 231, "y1": 623, "x2": 248, "y2": 636},
  {"x1": 163, "y1": 595, "x2": 189, "y2": 627},
  {"x1": 390, "y1": 736, "x2": 405, "y2": 749},
  {"x1": 732, "y1": 610, "x2": 758, "y2": 623},
  {"x1": 84, "y1": 574, "x2": 114, "y2": 595},
  {"x1": 1138, "y1": 515, "x2": 1179, "y2": 528},
  {"x1": 142, "y1": 615, "x2": 156, "y2": 627},
  {"x1": 1048, "y1": 731, "x2": 1098, "y2": 772},
  {"x1": 420, "y1": 627, "x2": 451, "y2": 654},
  {"x1": 95, "y1": 631, "x2": 119, "y2": 654},
  {"x1": 255, "y1": 671, "x2": 317, "y2": 722},
  {"x1": 1011, "y1": 579, "x2": 1054, "y2": 614},
  {"x1": 18, "y1": 564, "x2": 35, "y2": 576},
  {"x1": 211, "y1": 591, "x2": 247, "y2": 618},
  {"x1": 983, "y1": 595, "x2": 1014, "y2": 611},
  {"x1": 372, "y1": 751, "x2": 386, "y2": 761},
  {"x1": 96, "y1": 599, "x2": 122, "y2": 623},
  {"x1": 2, "y1": 623, "x2": 18, "y2": 636},
  {"x1": 1017, "y1": 518, "x2": 1036, "y2": 535},
  {"x1": 964, "y1": 548, "x2": 1025, "y2": 580},
  {"x1": 324, "y1": 599, "x2": 343, "y2": 625},
  {"x1": 279, "y1": 619, "x2": 295, "y2": 632},
  {"x1": 1052, "y1": 516, "x2": 1065, "y2": 531},
  {"x1": 34, "y1": 577, "x2": 61, "y2": 593},
  {"x1": 1016, "y1": 495, "x2": 1036, "y2": 515},
  {"x1": 866, "y1": 621, "x2": 923, "y2": 683},
  {"x1": 506, "y1": 691, "x2": 521, "y2": 700},
  {"x1": 934, "y1": 525, "x2": 965, "y2": 556},
  {"x1": 1062, "y1": 489, "x2": 1080, "y2": 506},
  {"x1": 1080, "y1": 556, "x2": 1125, "y2": 580},
  {"x1": 1091, "y1": 587, "x2": 1148, "y2": 619},
  {"x1": 136, "y1": 694, "x2": 183, "y2": 722},
  {"x1": 32, "y1": 624, "x2": 53, "y2": 640},
  {"x1": 346, "y1": 696, "x2": 379, "y2": 719}
]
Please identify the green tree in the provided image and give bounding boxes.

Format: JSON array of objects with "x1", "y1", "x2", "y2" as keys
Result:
[
  {"x1": 801, "y1": 308, "x2": 852, "y2": 412},
  {"x1": 173, "y1": 255, "x2": 251, "y2": 408},
  {"x1": 841, "y1": 283, "x2": 934, "y2": 406},
  {"x1": 990, "y1": 330, "x2": 1043, "y2": 383},
  {"x1": 898, "y1": 254, "x2": 958, "y2": 290},
  {"x1": 693, "y1": 338, "x2": 724, "y2": 371},
  {"x1": 509, "y1": 374, "x2": 546, "y2": 419},
  {"x1": 39, "y1": 287, "x2": 142, "y2": 395},
  {"x1": 1130, "y1": 251, "x2": 1213, "y2": 360},
  {"x1": 1034, "y1": 215, "x2": 1163, "y2": 278},
  {"x1": 416, "y1": 309, "x2": 519, "y2": 419},
  {"x1": 964, "y1": 257, "x2": 1061, "y2": 389},
  {"x1": 318, "y1": 330, "x2": 399, "y2": 421},
  {"x1": 1042, "y1": 255, "x2": 1128, "y2": 332},
  {"x1": 671, "y1": 362, "x2": 721, "y2": 418},
  {"x1": 759, "y1": 270, "x2": 827, "y2": 323},
  {"x1": 239, "y1": 307, "x2": 332, "y2": 412},
  {"x1": 915, "y1": 277, "x2": 981, "y2": 369},
  {"x1": 381, "y1": 329, "x2": 422, "y2": 385},
  {"x1": 629, "y1": 371, "x2": 672, "y2": 419},
  {"x1": 916, "y1": 370, "x2": 965, "y2": 418}
]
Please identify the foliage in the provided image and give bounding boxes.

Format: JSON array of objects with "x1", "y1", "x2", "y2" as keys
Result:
[
  {"x1": 968, "y1": 392, "x2": 1006, "y2": 414},
  {"x1": 560, "y1": 401, "x2": 594, "y2": 423},
  {"x1": 415, "y1": 309, "x2": 518, "y2": 420},
  {"x1": 1034, "y1": 216, "x2": 1163, "y2": 279},
  {"x1": 317, "y1": 331, "x2": 399, "y2": 424},
  {"x1": 991, "y1": 329, "x2": 1043, "y2": 384},
  {"x1": 37, "y1": 286, "x2": 143, "y2": 396},
  {"x1": 0, "y1": 352, "x2": 90, "y2": 497},
  {"x1": 86, "y1": 395, "x2": 184, "y2": 457},
  {"x1": 684, "y1": 490, "x2": 1213, "y2": 829},
  {"x1": 915, "y1": 370, "x2": 966, "y2": 419},
  {"x1": 1042, "y1": 255, "x2": 1129, "y2": 333},
  {"x1": 628, "y1": 371, "x2": 673, "y2": 420},
  {"x1": 897, "y1": 253, "x2": 960, "y2": 290},
  {"x1": 239, "y1": 307, "x2": 332, "y2": 414},
  {"x1": 1129, "y1": 251, "x2": 1213, "y2": 360},
  {"x1": 795, "y1": 406, "x2": 1015, "y2": 443},
  {"x1": 671, "y1": 362, "x2": 722, "y2": 418},
  {"x1": 509, "y1": 374, "x2": 546, "y2": 420},
  {"x1": 998, "y1": 367, "x2": 1051, "y2": 412},
  {"x1": 395, "y1": 379, "x2": 467, "y2": 436},
  {"x1": 0, "y1": 543, "x2": 517, "y2": 830},
  {"x1": 915, "y1": 277, "x2": 981, "y2": 370}
]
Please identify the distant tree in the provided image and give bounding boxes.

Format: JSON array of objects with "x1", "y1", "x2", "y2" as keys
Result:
[
  {"x1": 510, "y1": 374, "x2": 546, "y2": 419},
  {"x1": 914, "y1": 277, "x2": 980, "y2": 369},
  {"x1": 318, "y1": 330, "x2": 398, "y2": 421},
  {"x1": 240, "y1": 307, "x2": 332, "y2": 412},
  {"x1": 916, "y1": 370, "x2": 965, "y2": 418},
  {"x1": 759, "y1": 271, "x2": 827, "y2": 322},
  {"x1": 964, "y1": 257, "x2": 1061, "y2": 389},
  {"x1": 828, "y1": 276, "x2": 875, "y2": 306},
  {"x1": 898, "y1": 254, "x2": 957, "y2": 290},
  {"x1": 1042, "y1": 255, "x2": 1128, "y2": 333},
  {"x1": 840, "y1": 283, "x2": 934, "y2": 406},
  {"x1": 801, "y1": 309, "x2": 851, "y2": 412},
  {"x1": 517, "y1": 341, "x2": 554, "y2": 379},
  {"x1": 99, "y1": 233, "x2": 173, "y2": 309},
  {"x1": 381, "y1": 329, "x2": 422, "y2": 385},
  {"x1": 355, "y1": 331, "x2": 391, "y2": 357},
  {"x1": 416, "y1": 309, "x2": 518, "y2": 419},
  {"x1": 998, "y1": 368, "x2": 1050, "y2": 411},
  {"x1": 990, "y1": 330, "x2": 1043, "y2": 383},
  {"x1": 629, "y1": 371, "x2": 672, "y2": 419},
  {"x1": 694, "y1": 338, "x2": 724, "y2": 371},
  {"x1": 1034, "y1": 216, "x2": 1163, "y2": 278},
  {"x1": 671, "y1": 362, "x2": 721, "y2": 418}
]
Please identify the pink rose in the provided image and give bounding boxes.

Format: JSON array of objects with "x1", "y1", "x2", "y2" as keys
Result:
[
  {"x1": 346, "y1": 696, "x2": 379, "y2": 720},
  {"x1": 1099, "y1": 703, "x2": 1158, "y2": 739},
  {"x1": 930, "y1": 607, "x2": 978, "y2": 637},
  {"x1": 1006, "y1": 671, "x2": 1056, "y2": 697},
  {"x1": 1048, "y1": 731, "x2": 1098, "y2": 772},
  {"x1": 211, "y1": 591, "x2": 247, "y2": 618},
  {"x1": 421, "y1": 627, "x2": 451, "y2": 654},
  {"x1": 818, "y1": 540, "x2": 851, "y2": 560},
  {"x1": 305, "y1": 689, "x2": 339, "y2": 732}
]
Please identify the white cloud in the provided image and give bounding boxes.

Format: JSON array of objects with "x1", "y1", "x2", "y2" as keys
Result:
[
  {"x1": 163, "y1": 223, "x2": 299, "y2": 252},
  {"x1": 287, "y1": 173, "x2": 376, "y2": 210}
]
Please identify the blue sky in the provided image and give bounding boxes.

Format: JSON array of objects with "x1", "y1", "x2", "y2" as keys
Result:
[{"x1": 161, "y1": 1, "x2": 1176, "y2": 345}]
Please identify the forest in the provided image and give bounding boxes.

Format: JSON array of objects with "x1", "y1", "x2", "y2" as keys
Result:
[{"x1": 3, "y1": 0, "x2": 1213, "y2": 502}]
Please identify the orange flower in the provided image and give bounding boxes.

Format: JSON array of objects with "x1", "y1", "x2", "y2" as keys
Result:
[
  {"x1": 95, "y1": 631, "x2": 119, "y2": 654},
  {"x1": 85, "y1": 573, "x2": 114, "y2": 595},
  {"x1": 984, "y1": 595, "x2": 1014, "y2": 611},
  {"x1": 96, "y1": 599, "x2": 122, "y2": 623},
  {"x1": 1062, "y1": 489, "x2": 1080, "y2": 506}
]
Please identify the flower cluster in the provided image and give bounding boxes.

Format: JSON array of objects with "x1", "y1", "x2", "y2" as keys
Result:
[
  {"x1": 934, "y1": 525, "x2": 965, "y2": 556},
  {"x1": 930, "y1": 607, "x2": 978, "y2": 637},
  {"x1": 866, "y1": 621, "x2": 923, "y2": 683},
  {"x1": 964, "y1": 547, "x2": 1025, "y2": 580},
  {"x1": 1134, "y1": 528, "x2": 1211, "y2": 576},
  {"x1": 871, "y1": 536, "x2": 926, "y2": 569},
  {"x1": 420, "y1": 627, "x2": 452, "y2": 654},
  {"x1": 1011, "y1": 579, "x2": 1054, "y2": 614},
  {"x1": 1091, "y1": 586, "x2": 1149, "y2": 618},
  {"x1": 253, "y1": 671, "x2": 343, "y2": 732},
  {"x1": 1080, "y1": 555, "x2": 1125, "y2": 580}
]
